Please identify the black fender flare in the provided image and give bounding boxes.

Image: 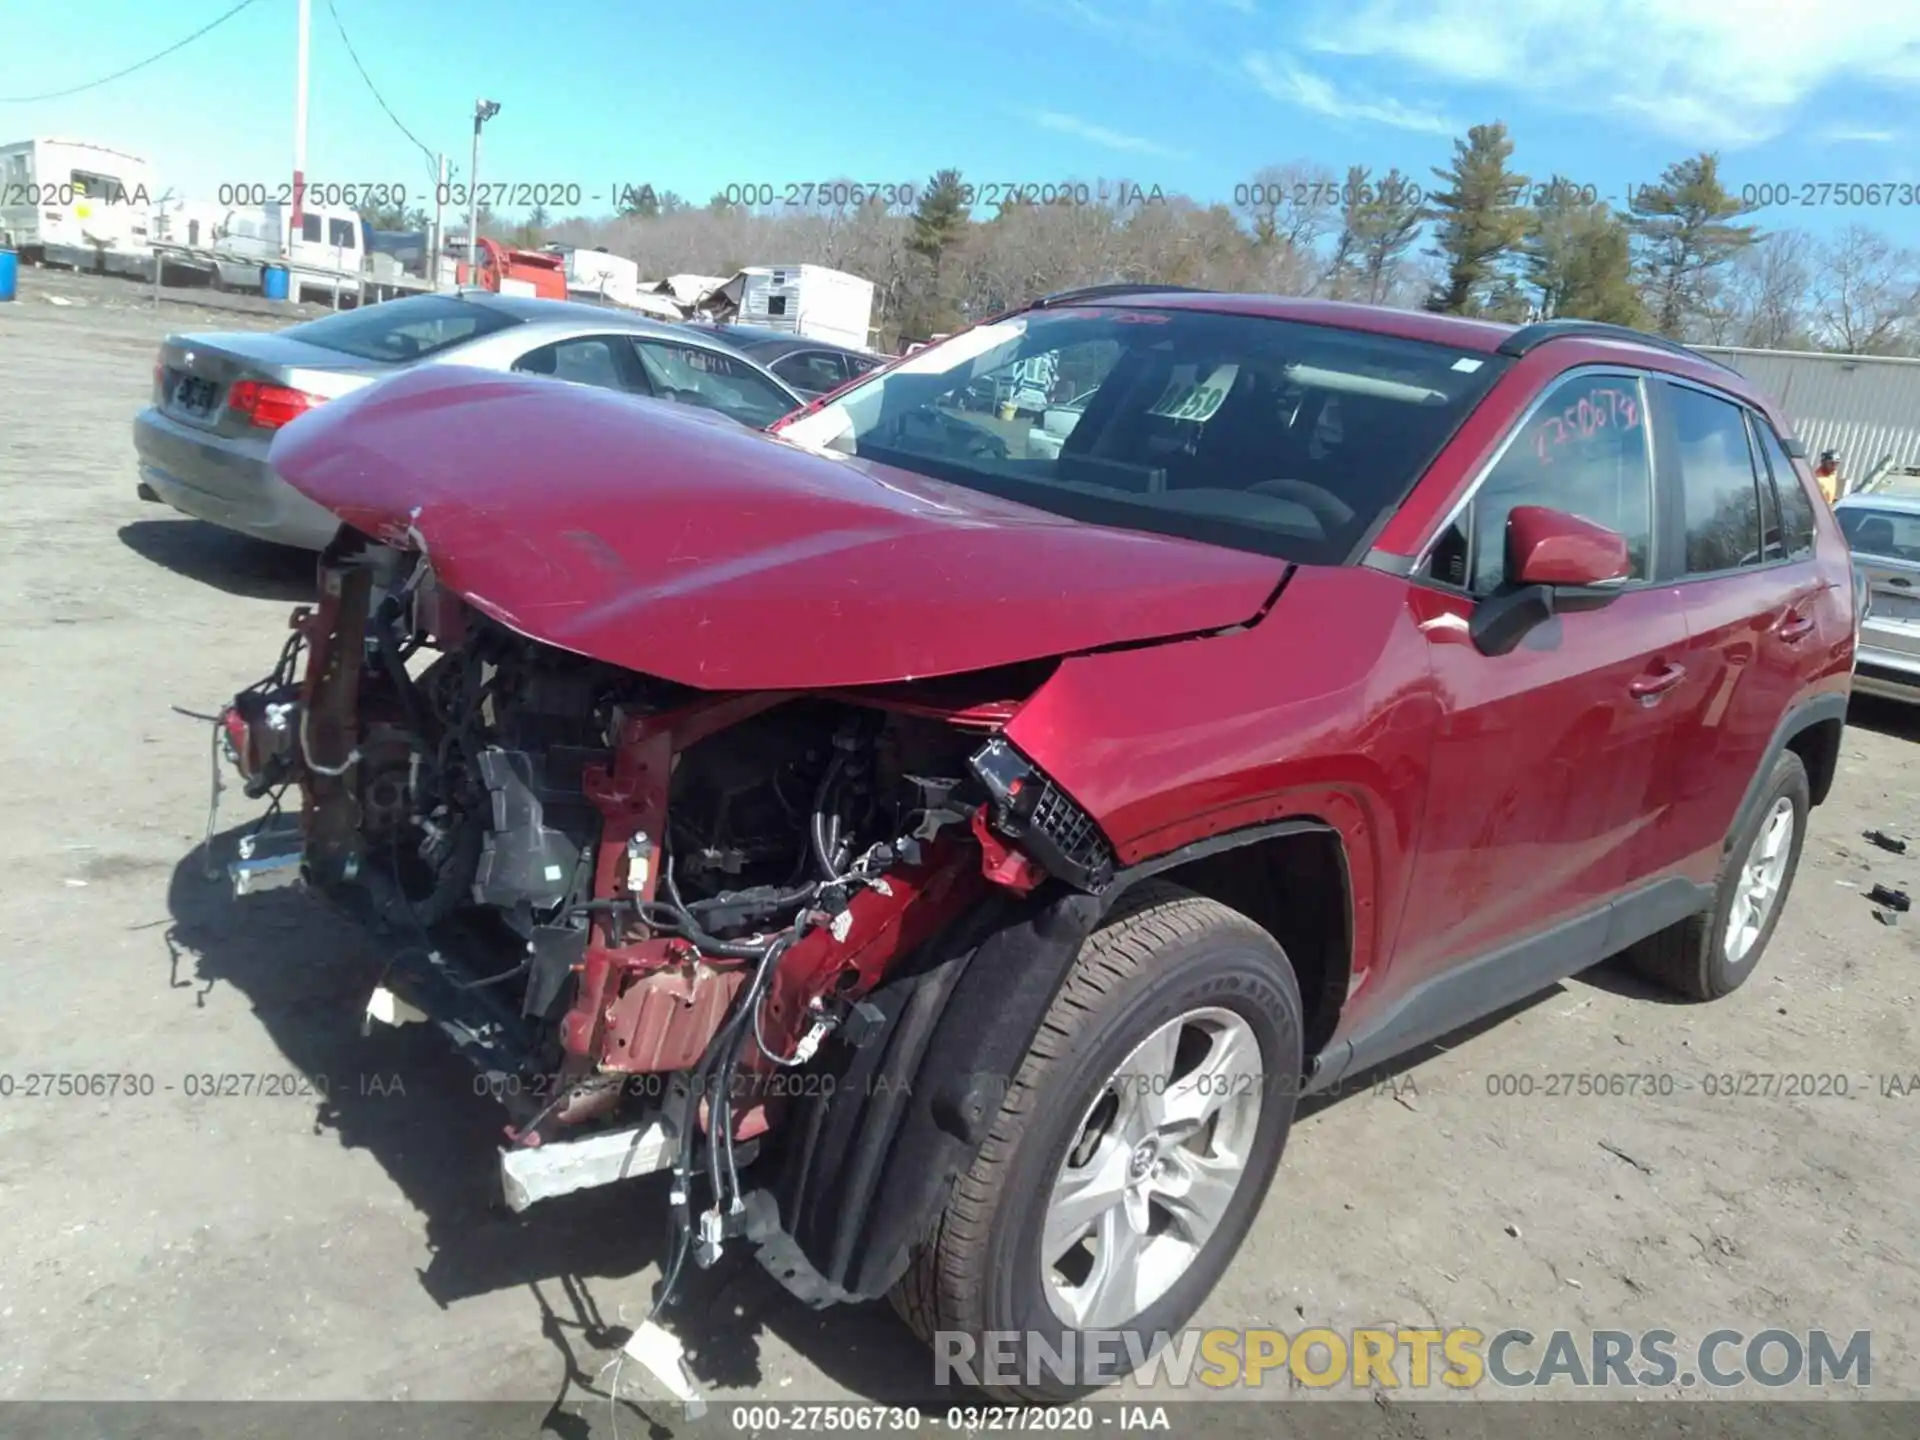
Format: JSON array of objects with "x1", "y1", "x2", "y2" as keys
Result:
[
  {"x1": 756, "y1": 819, "x2": 1335, "y2": 1303},
  {"x1": 1724, "y1": 690, "x2": 1848, "y2": 851}
]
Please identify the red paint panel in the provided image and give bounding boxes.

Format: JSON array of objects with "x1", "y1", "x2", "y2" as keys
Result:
[
  {"x1": 1005, "y1": 565, "x2": 1442, "y2": 1010},
  {"x1": 268, "y1": 365, "x2": 1286, "y2": 691}
]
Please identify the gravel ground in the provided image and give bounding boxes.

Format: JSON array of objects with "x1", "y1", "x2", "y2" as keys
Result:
[{"x1": 1, "y1": 274, "x2": 1916, "y2": 1437}]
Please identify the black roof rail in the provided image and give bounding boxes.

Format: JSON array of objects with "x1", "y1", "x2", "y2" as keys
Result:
[
  {"x1": 1029, "y1": 282, "x2": 1212, "y2": 309},
  {"x1": 1495, "y1": 319, "x2": 1740, "y2": 374}
]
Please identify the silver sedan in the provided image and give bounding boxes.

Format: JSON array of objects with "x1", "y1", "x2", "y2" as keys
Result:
[
  {"x1": 1836, "y1": 491, "x2": 1920, "y2": 703},
  {"x1": 133, "y1": 291, "x2": 807, "y2": 549}
]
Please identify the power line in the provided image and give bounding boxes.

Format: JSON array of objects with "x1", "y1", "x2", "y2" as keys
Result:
[
  {"x1": 0, "y1": 0, "x2": 267, "y2": 103},
  {"x1": 326, "y1": 0, "x2": 439, "y2": 187}
]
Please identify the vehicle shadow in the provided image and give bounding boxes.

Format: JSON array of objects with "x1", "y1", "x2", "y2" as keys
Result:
[
  {"x1": 1847, "y1": 692, "x2": 1920, "y2": 743},
  {"x1": 119, "y1": 518, "x2": 315, "y2": 603},
  {"x1": 164, "y1": 826, "x2": 950, "y2": 1418},
  {"x1": 1295, "y1": 988, "x2": 1563, "y2": 1122}
]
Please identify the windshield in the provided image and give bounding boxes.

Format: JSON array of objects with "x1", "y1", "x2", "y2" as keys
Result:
[
  {"x1": 284, "y1": 295, "x2": 521, "y2": 363},
  {"x1": 778, "y1": 306, "x2": 1507, "y2": 564}
]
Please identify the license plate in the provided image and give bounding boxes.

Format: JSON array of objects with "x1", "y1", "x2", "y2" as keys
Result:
[{"x1": 172, "y1": 373, "x2": 219, "y2": 415}]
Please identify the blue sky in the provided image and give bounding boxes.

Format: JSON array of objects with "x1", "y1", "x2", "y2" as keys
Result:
[{"x1": 4, "y1": 0, "x2": 1920, "y2": 240}]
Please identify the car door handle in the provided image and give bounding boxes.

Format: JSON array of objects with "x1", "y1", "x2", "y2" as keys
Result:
[
  {"x1": 1888, "y1": 577, "x2": 1912, "y2": 589},
  {"x1": 1628, "y1": 663, "x2": 1687, "y2": 703},
  {"x1": 1776, "y1": 612, "x2": 1816, "y2": 643}
]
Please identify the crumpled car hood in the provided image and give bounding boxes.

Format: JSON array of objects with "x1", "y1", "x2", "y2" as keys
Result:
[{"x1": 269, "y1": 365, "x2": 1287, "y2": 690}]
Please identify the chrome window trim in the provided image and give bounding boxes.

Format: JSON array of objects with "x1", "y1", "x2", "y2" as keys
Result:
[{"x1": 1412, "y1": 364, "x2": 1658, "y2": 595}]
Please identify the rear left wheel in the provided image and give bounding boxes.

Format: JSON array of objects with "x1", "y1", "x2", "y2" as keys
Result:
[
  {"x1": 1628, "y1": 750, "x2": 1809, "y2": 1000},
  {"x1": 892, "y1": 882, "x2": 1302, "y2": 1402}
]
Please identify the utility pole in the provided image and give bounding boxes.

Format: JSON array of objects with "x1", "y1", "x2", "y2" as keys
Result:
[
  {"x1": 292, "y1": 0, "x2": 311, "y2": 239},
  {"x1": 430, "y1": 153, "x2": 446, "y2": 289},
  {"x1": 467, "y1": 100, "x2": 500, "y2": 281}
]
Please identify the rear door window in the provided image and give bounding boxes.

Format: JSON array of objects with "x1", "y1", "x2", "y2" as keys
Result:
[
  {"x1": 513, "y1": 336, "x2": 633, "y2": 392},
  {"x1": 629, "y1": 340, "x2": 800, "y2": 428},
  {"x1": 772, "y1": 350, "x2": 849, "y2": 394},
  {"x1": 1748, "y1": 417, "x2": 1818, "y2": 561},
  {"x1": 1667, "y1": 384, "x2": 1765, "y2": 574},
  {"x1": 283, "y1": 294, "x2": 521, "y2": 361}
]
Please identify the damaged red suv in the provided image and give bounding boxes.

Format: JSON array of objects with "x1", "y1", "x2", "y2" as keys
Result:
[{"x1": 218, "y1": 286, "x2": 1856, "y2": 1400}]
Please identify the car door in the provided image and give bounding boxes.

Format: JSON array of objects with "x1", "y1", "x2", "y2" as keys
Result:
[
  {"x1": 1649, "y1": 379, "x2": 1828, "y2": 884},
  {"x1": 1391, "y1": 367, "x2": 1692, "y2": 993}
]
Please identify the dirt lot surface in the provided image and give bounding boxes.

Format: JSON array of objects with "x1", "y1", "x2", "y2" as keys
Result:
[{"x1": 2, "y1": 272, "x2": 1917, "y2": 1437}]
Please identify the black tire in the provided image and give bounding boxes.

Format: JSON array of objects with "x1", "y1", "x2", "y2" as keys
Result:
[
  {"x1": 891, "y1": 881, "x2": 1303, "y2": 1403},
  {"x1": 1628, "y1": 750, "x2": 1810, "y2": 1000}
]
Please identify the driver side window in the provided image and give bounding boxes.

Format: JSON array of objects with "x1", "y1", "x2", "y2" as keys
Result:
[{"x1": 1426, "y1": 373, "x2": 1654, "y2": 596}]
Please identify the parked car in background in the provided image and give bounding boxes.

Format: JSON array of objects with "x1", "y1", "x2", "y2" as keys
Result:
[
  {"x1": 1836, "y1": 492, "x2": 1920, "y2": 701},
  {"x1": 692, "y1": 321, "x2": 886, "y2": 398},
  {"x1": 214, "y1": 289, "x2": 1854, "y2": 1403},
  {"x1": 133, "y1": 292, "x2": 804, "y2": 550}
]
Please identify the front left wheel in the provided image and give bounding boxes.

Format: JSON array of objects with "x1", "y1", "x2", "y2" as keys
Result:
[{"x1": 892, "y1": 882, "x2": 1303, "y2": 1402}]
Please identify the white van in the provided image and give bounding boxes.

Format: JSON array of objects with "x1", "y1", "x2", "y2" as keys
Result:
[{"x1": 0, "y1": 137, "x2": 153, "y2": 272}]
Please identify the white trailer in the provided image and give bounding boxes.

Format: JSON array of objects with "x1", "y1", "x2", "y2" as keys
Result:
[
  {"x1": 548, "y1": 245, "x2": 641, "y2": 306},
  {"x1": 0, "y1": 138, "x2": 153, "y2": 273},
  {"x1": 716, "y1": 264, "x2": 876, "y2": 350}
]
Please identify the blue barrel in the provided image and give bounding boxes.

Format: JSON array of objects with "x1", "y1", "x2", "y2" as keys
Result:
[
  {"x1": 261, "y1": 263, "x2": 290, "y2": 301},
  {"x1": 0, "y1": 248, "x2": 17, "y2": 303}
]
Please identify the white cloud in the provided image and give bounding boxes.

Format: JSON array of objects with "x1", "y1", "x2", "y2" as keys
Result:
[
  {"x1": 1818, "y1": 125, "x2": 1899, "y2": 144},
  {"x1": 1244, "y1": 52, "x2": 1456, "y2": 134},
  {"x1": 1300, "y1": 0, "x2": 1920, "y2": 146},
  {"x1": 1033, "y1": 110, "x2": 1188, "y2": 157}
]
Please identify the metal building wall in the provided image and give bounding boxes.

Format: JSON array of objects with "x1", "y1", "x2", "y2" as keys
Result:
[{"x1": 1697, "y1": 346, "x2": 1920, "y2": 473}]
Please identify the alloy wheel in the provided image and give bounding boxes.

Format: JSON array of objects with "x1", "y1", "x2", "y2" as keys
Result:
[{"x1": 1041, "y1": 1006, "x2": 1264, "y2": 1330}]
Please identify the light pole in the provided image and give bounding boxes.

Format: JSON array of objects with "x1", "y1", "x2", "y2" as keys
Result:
[
  {"x1": 468, "y1": 99, "x2": 500, "y2": 281},
  {"x1": 292, "y1": 0, "x2": 311, "y2": 243}
]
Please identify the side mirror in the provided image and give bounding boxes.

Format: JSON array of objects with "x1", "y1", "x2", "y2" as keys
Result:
[
  {"x1": 1506, "y1": 504, "x2": 1631, "y2": 588},
  {"x1": 1470, "y1": 506, "x2": 1632, "y2": 657}
]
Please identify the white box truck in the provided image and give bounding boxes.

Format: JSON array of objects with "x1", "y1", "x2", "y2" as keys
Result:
[
  {"x1": 0, "y1": 138, "x2": 153, "y2": 273},
  {"x1": 723, "y1": 264, "x2": 876, "y2": 350}
]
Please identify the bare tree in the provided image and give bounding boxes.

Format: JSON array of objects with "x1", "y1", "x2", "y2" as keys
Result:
[
  {"x1": 1810, "y1": 225, "x2": 1920, "y2": 355},
  {"x1": 1723, "y1": 231, "x2": 1815, "y2": 349}
]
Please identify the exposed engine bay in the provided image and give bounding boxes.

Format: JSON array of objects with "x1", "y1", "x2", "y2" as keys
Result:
[{"x1": 214, "y1": 528, "x2": 1117, "y2": 1308}]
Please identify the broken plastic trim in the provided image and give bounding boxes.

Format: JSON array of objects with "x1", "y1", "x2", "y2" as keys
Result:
[{"x1": 970, "y1": 736, "x2": 1115, "y2": 892}]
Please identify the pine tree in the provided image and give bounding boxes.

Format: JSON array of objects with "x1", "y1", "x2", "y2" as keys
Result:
[
  {"x1": 1425, "y1": 122, "x2": 1531, "y2": 315},
  {"x1": 1352, "y1": 167, "x2": 1423, "y2": 304},
  {"x1": 1627, "y1": 154, "x2": 1759, "y2": 338},
  {"x1": 1525, "y1": 179, "x2": 1645, "y2": 326},
  {"x1": 910, "y1": 169, "x2": 970, "y2": 262}
]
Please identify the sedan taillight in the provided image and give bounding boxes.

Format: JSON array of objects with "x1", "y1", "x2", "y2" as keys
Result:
[{"x1": 227, "y1": 379, "x2": 325, "y2": 430}]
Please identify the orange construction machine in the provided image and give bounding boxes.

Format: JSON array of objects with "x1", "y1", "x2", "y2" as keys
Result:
[{"x1": 456, "y1": 238, "x2": 568, "y2": 300}]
